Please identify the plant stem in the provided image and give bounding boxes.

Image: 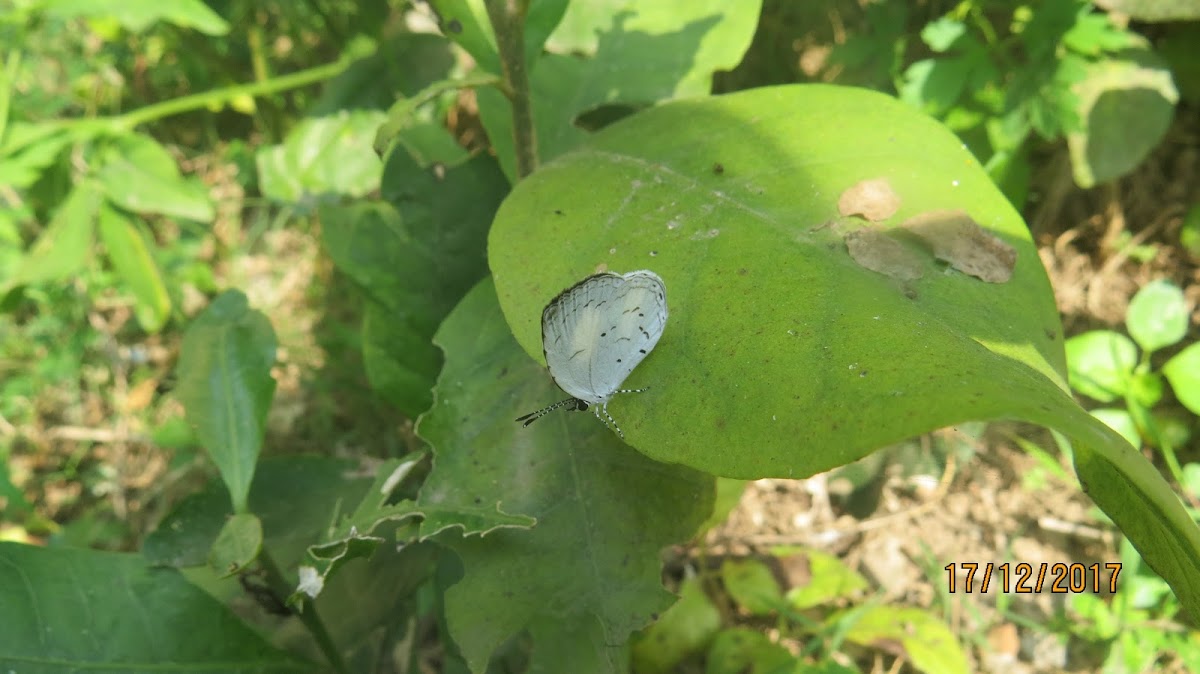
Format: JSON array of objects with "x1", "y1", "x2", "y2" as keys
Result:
[
  {"x1": 486, "y1": 0, "x2": 538, "y2": 178},
  {"x1": 41, "y1": 55, "x2": 355, "y2": 140},
  {"x1": 258, "y1": 549, "x2": 349, "y2": 674}
]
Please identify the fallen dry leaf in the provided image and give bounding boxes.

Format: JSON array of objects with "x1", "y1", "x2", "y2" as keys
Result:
[
  {"x1": 901, "y1": 209, "x2": 1017, "y2": 283},
  {"x1": 838, "y1": 177, "x2": 901, "y2": 221},
  {"x1": 844, "y1": 227, "x2": 925, "y2": 281}
]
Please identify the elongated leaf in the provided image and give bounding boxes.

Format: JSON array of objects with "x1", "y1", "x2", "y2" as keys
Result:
[
  {"x1": 320, "y1": 148, "x2": 507, "y2": 417},
  {"x1": 97, "y1": 203, "x2": 171, "y2": 332},
  {"x1": 43, "y1": 0, "x2": 230, "y2": 34},
  {"x1": 8, "y1": 182, "x2": 100, "y2": 289},
  {"x1": 174, "y1": 291, "x2": 277, "y2": 513},
  {"x1": 0, "y1": 542, "x2": 307, "y2": 673},
  {"x1": 487, "y1": 83, "x2": 1200, "y2": 615},
  {"x1": 416, "y1": 279, "x2": 714, "y2": 673},
  {"x1": 96, "y1": 133, "x2": 215, "y2": 221},
  {"x1": 0, "y1": 122, "x2": 74, "y2": 190}
]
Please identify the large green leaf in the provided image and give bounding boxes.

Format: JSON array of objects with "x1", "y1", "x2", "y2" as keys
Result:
[
  {"x1": 487, "y1": 83, "x2": 1200, "y2": 614},
  {"x1": 320, "y1": 148, "x2": 508, "y2": 417},
  {"x1": 174, "y1": 291, "x2": 277, "y2": 514},
  {"x1": 439, "y1": 0, "x2": 761, "y2": 179},
  {"x1": 416, "y1": 279, "x2": 714, "y2": 673},
  {"x1": 0, "y1": 543, "x2": 306, "y2": 673}
]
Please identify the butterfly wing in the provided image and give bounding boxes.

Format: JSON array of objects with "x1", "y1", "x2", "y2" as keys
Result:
[{"x1": 541, "y1": 270, "x2": 668, "y2": 404}]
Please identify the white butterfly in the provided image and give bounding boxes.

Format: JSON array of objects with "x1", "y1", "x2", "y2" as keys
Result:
[{"x1": 516, "y1": 269, "x2": 668, "y2": 438}]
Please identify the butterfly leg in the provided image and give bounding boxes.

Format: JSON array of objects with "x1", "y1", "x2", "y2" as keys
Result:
[{"x1": 593, "y1": 403, "x2": 625, "y2": 439}]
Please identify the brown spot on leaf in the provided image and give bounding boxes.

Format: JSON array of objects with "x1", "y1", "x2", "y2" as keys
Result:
[
  {"x1": 901, "y1": 209, "x2": 1017, "y2": 283},
  {"x1": 838, "y1": 177, "x2": 901, "y2": 221},
  {"x1": 844, "y1": 227, "x2": 925, "y2": 281}
]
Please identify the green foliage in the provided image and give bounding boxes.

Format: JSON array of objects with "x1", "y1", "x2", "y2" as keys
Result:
[
  {"x1": 1068, "y1": 537, "x2": 1200, "y2": 671},
  {"x1": 1066, "y1": 280, "x2": 1199, "y2": 455},
  {"x1": 839, "y1": 0, "x2": 1177, "y2": 201},
  {"x1": 633, "y1": 550, "x2": 964, "y2": 673}
]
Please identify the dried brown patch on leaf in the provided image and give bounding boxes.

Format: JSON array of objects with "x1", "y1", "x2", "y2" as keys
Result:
[
  {"x1": 838, "y1": 178, "x2": 901, "y2": 221},
  {"x1": 844, "y1": 227, "x2": 925, "y2": 281},
  {"x1": 902, "y1": 209, "x2": 1017, "y2": 283}
]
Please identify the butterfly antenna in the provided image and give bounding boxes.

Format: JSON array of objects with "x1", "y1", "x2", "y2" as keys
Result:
[{"x1": 515, "y1": 397, "x2": 584, "y2": 427}]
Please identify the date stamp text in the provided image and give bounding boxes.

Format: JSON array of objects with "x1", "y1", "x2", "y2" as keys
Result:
[{"x1": 945, "y1": 562, "x2": 1121, "y2": 594}]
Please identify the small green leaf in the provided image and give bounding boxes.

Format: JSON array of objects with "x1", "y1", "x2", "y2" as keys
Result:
[
  {"x1": 0, "y1": 542, "x2": 307, "y2": 671},
  {"x1": 208, "y1": 513, "x2": 262, "y2": 577},
  {"x1": 142, "y1": 456, "x2": 374, "y2": 570},
  {"x1": 1128, "y1": 370, "x2": 1165, "y2": 408},
  {"x1": 1164, "y1": 343, "x2": 1200, "y2": 416},
  {"x1": 256, "y1": 111, "x2": 385, "y2": 205},
  {"x1": 95, "y1": 133, "x2": 214, "y2": 222},
  {"x1": 174, "y1": 291, "x2": 276, "y2": 513},
  {"x1": 97, "y1": 203, "x2": 171, "y2": 332},
  {"x1": 921, "y1": 17, "x2": 968, "y2": 52},
  {"x1": 785, "y1": 548, "x2": 870, "y2": 609},
  {"x1": 1063, "y1": 12, "x2": 1134, "y2": 56},
  {"x1": 1181, "y1": 464, "x2": 1200, "y2": 499},
  {"x1": 1181, "y1": 205, "x2": 1200, "y2": 258},
  {"x1": 835, "y1": 605, "x2": 970, "y2": 674},
  {"x1": 1126, "y1": 280, "x2": 1188, "y2": 353},
  {"x1": 9, "y1": 182, "x2": 100, "y2": 288},
  {"x1": 900, "y1": 58, "x2": 972, "y2": 115},
  {"x1": 705, "y1": 628, "x2": 795, "y2": 674},
  {"x1": 631, "y1": 576, "x2": 721, "y2": 674},
  {"x1": 720, "y1": 558, "x2": 783, "y2": 615},
  {"x1": 1065, "y1": 331, "x2": 1139, "y2": 402}
]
